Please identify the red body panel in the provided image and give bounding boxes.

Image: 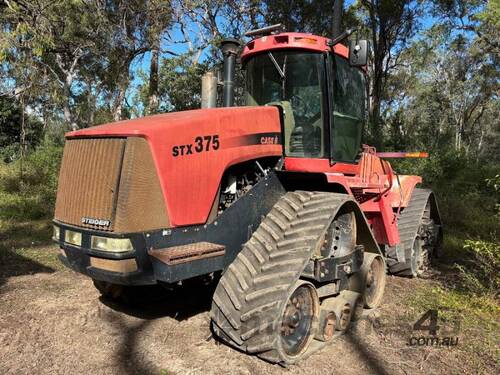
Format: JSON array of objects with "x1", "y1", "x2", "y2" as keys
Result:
[
  {"x1": 68, "y1": 107, "x2": 282, "y2": 227},
  {"x1": 241, "y1": 32, "x2": 349, "y2": 62},
  {"x1": 284, "y1": 152, "x2": 421, "y2": 246}
]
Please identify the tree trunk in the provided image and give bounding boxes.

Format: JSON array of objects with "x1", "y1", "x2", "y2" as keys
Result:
[
  {"x1": 113, "y1": 84, "x2": 127, "y2": 122},
  {"x1": 148, "y1": 46, "x2": 160, "y2": 114},
  {"x1": 369, "y1": 72, "x2": 383, "y2": 149},
  {"x1": 88, "y1": 92, "x2": 96, "y2": 127},
  {"x1": 63, "y1": 101, "x2": 77, "y2": 131},
  {"x1": 455, "y1": 119, "x2": 463, "y2": 150},
  {"x1": 19, "y1": 95, "x2": 25, "y2": 181}
]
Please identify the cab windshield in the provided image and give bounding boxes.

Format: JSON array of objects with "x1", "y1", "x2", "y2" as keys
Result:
[
  {"x1": 244, "y1": 50, "x2": 366, "y2": 162},
  {"x1": 244, "y1": 51, "x2": 327, "y2": 158}
]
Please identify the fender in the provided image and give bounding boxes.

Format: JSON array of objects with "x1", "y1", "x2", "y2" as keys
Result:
[{"x1": 388, "y1": 175, "x2": 422, "y2": 209}]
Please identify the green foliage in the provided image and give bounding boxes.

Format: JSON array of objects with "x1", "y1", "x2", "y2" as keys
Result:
[
  {"x1": 1, "y1": 0, "x2": 173, "y2": 129},
  {"x1": 395, "y1": 149, "x2": 499, "y2": 304},
  {"x1": 476, "y1": 0, "x2": 500, "y2": 33},
  {"x1": 0, "y1": 144, "x2": 63, "y2": 221},
  {"x1": 448, "y1": 170, "x2": 500, "y2": 298},
  {"x1": 456, "y1": 239, "x2": 500, "y2": 296},
  {"x1": 393, "y1": 150, "x2": 499, "y2": 238},
  {"x1": 141, "y1": 54, "x2": 209, "y2": 113},
  {"x1": 0, "y1": 96, "x2": 43, "y2": 162}
]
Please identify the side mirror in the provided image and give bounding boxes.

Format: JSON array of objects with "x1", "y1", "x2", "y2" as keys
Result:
[{"x1": 349, "y1": 39, "x2": 369, "y2": 67}]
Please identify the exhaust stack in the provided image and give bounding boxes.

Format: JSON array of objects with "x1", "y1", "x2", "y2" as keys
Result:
[{"x1": 220, "y1": 38, "x2": 240, "y2": 107}]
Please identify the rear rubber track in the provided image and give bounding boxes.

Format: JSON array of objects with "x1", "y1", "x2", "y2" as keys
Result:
[{"x1": 385, "y1": 188, "x2": 440, "y2": 276}]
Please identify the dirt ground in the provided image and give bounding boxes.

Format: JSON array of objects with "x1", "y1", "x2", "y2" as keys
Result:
[{"x1": 0, "y1": 246, "x2": 496, "y2": 375}]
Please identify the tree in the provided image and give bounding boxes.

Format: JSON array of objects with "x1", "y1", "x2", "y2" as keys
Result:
[
  {"x1": 352, "y1": 0, "x2": 423, "y2": 147},
  {"x1": 0, "y1": 0, "x2": 172, "y2": 129},
  {"x1": 1, "y1": 0, "x2": 109, "y2": 130},
  {"x1": 144, "y1": 55, "x2": 209, "y2": 112},
  {"x1": 99, "y1": 1, "x2": 172, "y2": 119},
  {"x1": 0, "y1": 95, "x2": 43, "y2": 162},
  {"x1": 385, "y1": 20, "x2": 499, "y2": 159},
  {"x1": 262, "y1": 0, "x2": 338, "y2": 35}
]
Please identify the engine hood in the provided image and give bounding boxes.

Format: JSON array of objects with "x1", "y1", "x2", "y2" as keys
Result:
[
  {"x1": 65, "y1": 106, "x2": 283, "y2": 227},
  {"x1": 67, "y1": 107, "x2": 278, "y2": 140}
]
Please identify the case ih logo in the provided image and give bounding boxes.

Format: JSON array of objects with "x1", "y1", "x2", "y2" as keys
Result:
[
  {"x1": 81, "y1": 217, "x2": 111, "y2": 227},
  {"x1": 260, "y1": 135, "x2": 279, "y2": 145}
]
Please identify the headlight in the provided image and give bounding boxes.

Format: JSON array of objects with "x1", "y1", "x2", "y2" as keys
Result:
[
  {"x1": 52, "y1": 225, "x2": 60, "y2": 241},
  {"x1": 65, "y1": 230, "x2": 82, "y2": 247},
  {"x1": 91, "y1": 236, "x2": 133, "y2": 253}
]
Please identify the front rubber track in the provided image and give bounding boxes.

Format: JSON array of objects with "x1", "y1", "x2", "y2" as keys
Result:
[{"x1": 210, "y1": 191, "x2": 353, "y2": 365}]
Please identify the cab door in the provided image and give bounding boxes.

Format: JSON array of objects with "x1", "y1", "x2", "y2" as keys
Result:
[{"x1": 327, "y1": 53, "x2": 367, "y2": 164}]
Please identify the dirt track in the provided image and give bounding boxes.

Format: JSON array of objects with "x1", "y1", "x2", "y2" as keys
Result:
[{"x1": 0, "y1": 246, "x2": 494, "y2": 374}]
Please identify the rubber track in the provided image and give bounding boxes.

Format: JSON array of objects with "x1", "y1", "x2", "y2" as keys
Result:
[
  {"x1": 210, "y1": 191, "x2": 352, "y2": 364},
  {"x1": 385, "y1": 188, "x2": 432, "y2": 276}
]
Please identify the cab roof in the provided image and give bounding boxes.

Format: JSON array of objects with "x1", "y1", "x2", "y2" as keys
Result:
[{"x1": 241, "y1": 32, "x2": 349, "y2": 62}]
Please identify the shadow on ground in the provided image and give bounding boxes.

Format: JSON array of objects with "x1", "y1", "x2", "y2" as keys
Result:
[
  {"x1": 344, "y1": 330, "x2": 392, "y2": 375},
  {"x1": 100, "y1": 280, "x2": 218, "y2": 374},
  {"x1": 0, "y1": 249, "x2": 56, "y2": 295},
  {"x1": 0, "y1": 220, "x2": 55, "y2": 292},
  {"x1": 102, "y1": 311, "x2": 159, "y2": 374},
  {"x1": 102, "y1": 279, "x2": 402, "y2": 375},
  {"x1": 100, "y1": 279, "x2": 218, "y2": 321}
]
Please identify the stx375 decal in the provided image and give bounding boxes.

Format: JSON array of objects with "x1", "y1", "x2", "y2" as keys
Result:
[
  {"x1": 172, "y1": 132, "x2": 281, "y2": 157},
  {"x1": 172, "y1": 134, "x2": 220, "y2": 157}
]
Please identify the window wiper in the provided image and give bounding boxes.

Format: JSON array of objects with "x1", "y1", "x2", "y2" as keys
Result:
[{"x1": 267, "y1": 52, "x2": 284, "y2": 79}]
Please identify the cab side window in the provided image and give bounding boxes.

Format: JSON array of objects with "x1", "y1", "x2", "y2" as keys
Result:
[{"x1": 331, "y1": 56, "x2": 365, "y2": 161}]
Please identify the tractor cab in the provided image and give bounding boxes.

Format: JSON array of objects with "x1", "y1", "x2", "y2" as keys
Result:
[{"x1": 241, "y1": 31, "x2": 368, "y2": 163}]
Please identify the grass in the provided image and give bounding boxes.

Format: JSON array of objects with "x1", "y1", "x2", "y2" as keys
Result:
[
  {"x1": 0, "y1": 144, "x2": 62, "y2": 222},
  {"x1": 406, "y1": 283, "x2": 499, "y2": 372},
  {"x1": 0, "y1": 219, "x2": 62, "y2": 279},
  {"x1": 405, "y1": 227, "x2": 500, "y2": 371}
]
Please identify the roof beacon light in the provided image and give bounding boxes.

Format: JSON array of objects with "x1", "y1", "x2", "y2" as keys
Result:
[
  {"x1": 376, "y1": 152, "x2": 429, "y2": 158},
  {"x1": 245, "y1": 24, "x2": 285, "y2": 38}
]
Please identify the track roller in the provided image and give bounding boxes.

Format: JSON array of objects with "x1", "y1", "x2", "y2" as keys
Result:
[{"x1": 348, "y1": 253, "x2": 386, "y2": 308}]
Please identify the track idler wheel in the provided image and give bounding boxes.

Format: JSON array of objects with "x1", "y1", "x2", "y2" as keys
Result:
[
  {"x1": 348, "y1": 253, "x2": 386, "y2": 308},
  {"x1": 277, "y1": 280, "x2": 319, "y2": 360}
]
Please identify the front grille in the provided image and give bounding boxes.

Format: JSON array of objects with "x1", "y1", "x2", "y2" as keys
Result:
[
  {"x1": 54, "y1": 138, "x2": 125, "y2": 231},
  {"x1": 54, "y1": 137, "x2": 169, "y2": 233}
]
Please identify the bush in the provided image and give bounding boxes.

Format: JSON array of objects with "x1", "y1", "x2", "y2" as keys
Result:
[
  {"x1": 456, "y1": 239, "x2": 500, "y2": 296},
  {"x1": 0, "y1": 143, "x2": 63, "y2": 221},
  {"x1": 393, "y1": 151, "x2": 499, "y2": 238}
]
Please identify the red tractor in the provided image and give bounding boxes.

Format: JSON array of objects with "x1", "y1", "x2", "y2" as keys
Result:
[{"x1": 52, "y1": 24, "x2": 442, "y2": 365}]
